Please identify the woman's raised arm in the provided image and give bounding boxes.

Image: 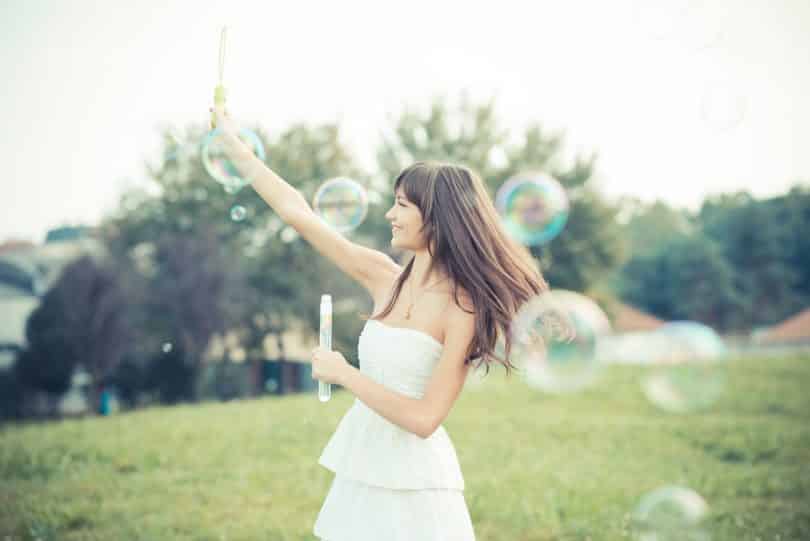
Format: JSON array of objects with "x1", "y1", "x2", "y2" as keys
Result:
[{"x1": 212, "y1": 106, "x2": 400, "y2": 294}]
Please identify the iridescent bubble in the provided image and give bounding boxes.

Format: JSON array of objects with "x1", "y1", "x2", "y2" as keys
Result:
[
  {"x1": 596, "y1": 330, "x2": 680, "y2": 365},
  {"x1": 641, "y1": 321, "x2": 728, "y2": 414},
  {"x1": 312, "y1": 177, "x2": 369, "y2": 233},
  {"x1": 657, "y1": 321, "x2": 727, "y2": 360},
  {"x1": 201, "y1": 127, "x2": 266, "y2": 189},
  {"x1": 495, "y1": 172, "x2": 569, "y2": 246},
  {"x1": 230, "y1": 205, "x2": 247, "y2": 222},
  {"x1": 510, "y1": 290, "x2": 610, "y2": 393},
  {"x1": 630, "y1": 485, "x2": 711, "y2": 541}
]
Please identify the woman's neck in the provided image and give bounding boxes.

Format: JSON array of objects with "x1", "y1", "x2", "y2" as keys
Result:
[{"x1": 410, "y1": 252, "x2": 448, "y2": 289}]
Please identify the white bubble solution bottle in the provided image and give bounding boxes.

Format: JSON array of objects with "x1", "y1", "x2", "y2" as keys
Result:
[{"x1": 319, "y1": 294, "x2": 332, "y2": 402}]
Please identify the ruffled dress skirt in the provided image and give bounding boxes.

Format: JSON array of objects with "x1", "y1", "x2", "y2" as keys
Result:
[{"x1": 313, "y1": 399, "x2": 476, "y2": 541}]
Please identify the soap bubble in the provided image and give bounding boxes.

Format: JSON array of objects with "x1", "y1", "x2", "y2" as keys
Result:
[
  {"x1": 657, "y1": 321, "x2": 727, "y2": 360},
  {"x1": 510, "y1": 290, "x2": 610, "y2": 393},
  {"x1": 201, "y1": 128, "x2": 266, "y2": 189},
  {"x1": 596, "y1": 331, "x2": 683, "y2": 365},
  {"x1": 630, "y1": 485, "x2": 711, "y2": 540},
  {"x1": 641, "y1": 321, "x2": 728, "y2": 414},
  {"x1": 230, "y1": 205, "x2": 247, "y2": 222},
  {"x1": 495, "y1": 172, "x2": 569, "y2": 246},
  {"x1": 313, "y1": 177, "x2": 369, "y2": 233}
]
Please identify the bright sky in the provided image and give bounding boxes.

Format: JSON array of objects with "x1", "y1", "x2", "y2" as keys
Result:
[{"x1": 2, "y1": 0, "x2": 809, "y2": 243}]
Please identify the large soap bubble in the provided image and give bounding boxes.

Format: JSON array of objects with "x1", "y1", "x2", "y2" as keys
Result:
[
  {"x1": 641, "y1": 321, "x2": 728, "y2": 414},
  {"x1": 312, "y1": 177, "x2": 369, "y2": 234},
  {"x1": 509, "y1": 289, "x2": 610, "y2": 393},
  {"x1": 656, "y1": 321, "x2": 727, "y2": 360},
  {"x1": 201, "y1": 128, "x2": 266, "y2": 191},
  {"x1": 495, "y1": 172, "x2": 570, "y2": 246}
]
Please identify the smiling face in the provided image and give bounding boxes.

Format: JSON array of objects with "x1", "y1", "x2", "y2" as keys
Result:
[{"x1": 384, "y1": 186, "x2": 426, "y2": 250}]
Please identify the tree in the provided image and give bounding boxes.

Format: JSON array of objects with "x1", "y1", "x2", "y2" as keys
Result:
[
  {"x1": 608, "y1": 197, "x2": 697, "y2": 298},
  {"x1": 783, "y1": 185, "x2": 810, "y2": 305},
  {"x1": 614, "y1": 197, "x2": 696, "y2": 258},
  {"x1": 101, "y1": 119, "x2": 372, "y2": 392},
  {"x1": 16, "y1": 255, "x2": 132, "y2": 410},
  {"x1": 700, "y1": 191, "x2": 802, "y2": 328},
  {"x1": 621, "y1": 233, "x2": 744, "y2": 330},
  {"x1": 373, "y1": 94, "x2": 626, "y2": 292}
]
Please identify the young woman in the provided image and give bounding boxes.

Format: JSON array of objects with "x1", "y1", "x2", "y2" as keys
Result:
[{"x1": 210, "y1": 106, "x2": 548, "y2": 540}]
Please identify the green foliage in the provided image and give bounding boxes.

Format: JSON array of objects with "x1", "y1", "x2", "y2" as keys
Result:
[
  {"x1": 1, "y1": 354, "x2": 808, "y2": 540},
  {"x1": 622, "y1": 233, "x2": 744, "y2": 328},
  {"x1": 616, "y1": 197, "x2": 696, "y2": 258},
  {"x1": 374, "y1": 94, "x2": 626, "y2": 292},
  {"x1": 615, "y1": 183, "x2": 810, "y2": 332},
  {"x1": 700, "y1": 188, "x2": 809, "y2": 326},
  {"x1": 540, "y1": 187, "x2": 628, "y2": 291},
  {"x1": 97, "y1": 95, "x2": 627, "y2": 389},
  {"x1": 101, "y1": 120, "x2": 373, "y2": 375},
  {"x1": 16, "y1": 255, "x2": 131, "y2": 400}
]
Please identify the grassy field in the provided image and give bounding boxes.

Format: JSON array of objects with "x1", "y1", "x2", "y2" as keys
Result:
[{"x1": 1, "y1": 354, "x2": 809, "y2": 540}]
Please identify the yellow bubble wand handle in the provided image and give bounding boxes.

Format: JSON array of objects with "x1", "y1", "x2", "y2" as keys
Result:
[{"x1": 210, "y1": 26, "x2": 228, "y2": 129}]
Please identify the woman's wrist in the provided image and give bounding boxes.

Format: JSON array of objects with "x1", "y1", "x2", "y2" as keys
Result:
[
  {"x1": 221, "y1": 131, "x2": 249, "y2": 157},
  {"x1": 220, "y1": 134, "x2": 261, "y2": 180}
]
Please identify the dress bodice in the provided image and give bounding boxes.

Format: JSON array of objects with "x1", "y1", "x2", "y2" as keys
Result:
[
  {"x1": 317, "y1": 318, "x2": 466, "y2": 490},
  {"x1": 358, "y1": 319, "x2": 444, "y2": 398}
]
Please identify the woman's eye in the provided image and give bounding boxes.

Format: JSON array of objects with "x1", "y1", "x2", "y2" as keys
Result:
[{"x1": 398, "y1": 203, "x2": 406, "y2": 207}]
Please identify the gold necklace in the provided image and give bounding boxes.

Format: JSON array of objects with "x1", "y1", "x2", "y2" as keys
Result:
[{"x1": 405, "y1": 275, "x2": 448, "y2": 320}]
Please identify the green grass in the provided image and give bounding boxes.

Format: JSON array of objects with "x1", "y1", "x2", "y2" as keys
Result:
[{"x1": 2, "y1": 354, "x2": 809, "y2": 540}]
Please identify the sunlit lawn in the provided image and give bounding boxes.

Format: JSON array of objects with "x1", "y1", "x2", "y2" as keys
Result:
[{"x1": 2, "y1": 354, "x2": 809, "y2": 540}]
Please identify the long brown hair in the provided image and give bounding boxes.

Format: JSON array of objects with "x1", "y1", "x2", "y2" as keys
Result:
[{"x1": 364, "y1": 161, "x2": 548, "y2": 377}]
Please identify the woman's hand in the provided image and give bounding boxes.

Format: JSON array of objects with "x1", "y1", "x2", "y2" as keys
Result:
[
  {"x1": 209, "y1": 104, "x2": 240, "y2": 138},
  {"x1": 311, "y1": 347, "x2": 351, "y2": 385},
  {"x1": 209, "y1": 104, "x2": 251, "y2": 160}
]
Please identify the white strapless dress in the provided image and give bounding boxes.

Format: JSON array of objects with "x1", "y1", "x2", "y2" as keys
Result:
[{"x1": 313, "y1": 319, "x2": 476, "y2": 541}]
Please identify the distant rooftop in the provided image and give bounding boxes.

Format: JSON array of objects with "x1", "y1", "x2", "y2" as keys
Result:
[
  {"x1": 611, "y1": 301, "x2": 666, "y2": 333},
  {"x1": 757, "y1": 307, "x2": 810, "y2": 344}
]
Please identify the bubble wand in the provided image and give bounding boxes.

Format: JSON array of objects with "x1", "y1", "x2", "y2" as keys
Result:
[
  {"x1": 210, "y1": 26, "x2": 228, "y2": 129},
  {"x1": 319, "y1": 294, "x2": 333, "y2": 402}
]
